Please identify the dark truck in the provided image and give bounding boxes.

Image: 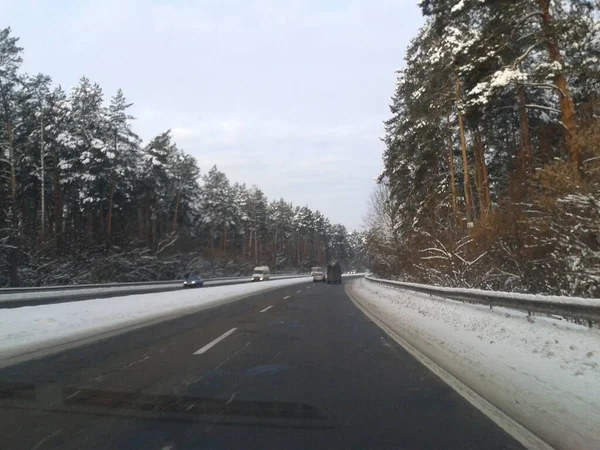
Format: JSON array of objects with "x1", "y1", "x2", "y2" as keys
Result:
[{"x1": 326, "y1": 263, "x2": 342, "y2": 284}]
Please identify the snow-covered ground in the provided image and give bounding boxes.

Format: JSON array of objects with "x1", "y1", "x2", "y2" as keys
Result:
[
  {"x1": 350, "y1": 279, "x2": 600, "y2": 450},
  {"x1": 0, "y1": 277, "x2": 310, "y2": 363}
]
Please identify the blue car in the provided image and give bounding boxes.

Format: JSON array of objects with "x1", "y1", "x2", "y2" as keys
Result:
[{"x1": 183, "y1": 274, "x2": 204, "y2": 288}]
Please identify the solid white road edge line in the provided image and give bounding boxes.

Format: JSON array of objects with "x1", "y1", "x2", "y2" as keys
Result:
[
  {"x1": 260, "y1": 305, "x2": 273, "y2": 313},
  {"x1": 345, "y1": 283, "x2": 554, "y2": 450},
  {"x1": 193, "y1": 328, "x2": 238, "y2": 355}
]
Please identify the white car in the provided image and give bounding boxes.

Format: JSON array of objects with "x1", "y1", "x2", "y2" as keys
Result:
[
  {"x1": 310, "y1": 266, "x2": 324, "y2": 276},
  {"x1": 312, "y1": 271, "x2": 326, "y2": 282}
]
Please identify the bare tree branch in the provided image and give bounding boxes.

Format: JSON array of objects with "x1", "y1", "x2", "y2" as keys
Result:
[
  {"x1": 525, "y1": 104, "x2": 561, "y2": 114},
  {"x1": 515, "y1": 41, "x2": 545, "y2": 66},
  {"x1": 523, "y1": 82, "x2": 566, "y2": 97}
]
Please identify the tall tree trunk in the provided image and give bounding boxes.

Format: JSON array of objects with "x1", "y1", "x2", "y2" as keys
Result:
[
  {"x1": 304, "y1": 239, "x2": 308, "y2": 263},
  {"x1": 254, "y1": 228, "x2": 258, "y2": 264},
  {"x1": 138, "y1": 206, "x2": 144, "y2": 241},
  {"x1": 150, "y1": 208, "x2": 156, "y2": 252},
  {"x1": 6, "y1": 120, "x2": 19, "y2": 285},
  {"x1": 446, "y1": 115, "x2": 460, "y2": 226},
  {"x1": 538, "y1": 124, "x2": 551, "y2": 163},
  {"x1": 87, "y1": 213, "x2": 93, "y2": 245},
  {"x1": 473, "y1": 130, "x2": 490, "y2": 216},
  {"x1": 517, "y1": 85, "x2": 532, "y2": 173},
  {"x1": 480, "y1": 143, "x2": 490, "y2": 214},
  {"x1": 1, "y1": 80, "x2": 19, "y2": 284},
  {"x1": 99, "y1": 207, "x2": 105, "y2": 236},
  {"x1": 456, "y1": 77, "x2": 474, "y2": 223},
  {"x1": 537, "y1": 0, "x2": 578, "y2": 171},
  {"x1": 107, "y1": 179, "x2": 115, "y2": 238},
  {"x1": 473, "y1": 132, "x2": 483, "y2": 208},
  {"x1": 249, "y1": 231, "x2": 252, "y2": 259},
  {"x1": 171, "y1": 192, "x2": 180, "y2": 233},
  {"x1": 6, "y1": 127, "x2": 16, "y2": 204},
  {"x1": 273, "y1": 228, "x2": 278, "y2": 266},
  {"x1": 62, "y1": 195, "x2": 68, "y2": 236},
  {"x1": 53, "y1": 157, "x2": 62, "y2": 251},
  {"x1": 107, "y1": 130, "x2": 118, "y2": 240},
  {"x1": 40, "y1": 110, "x2": 45, "y2": 246}
]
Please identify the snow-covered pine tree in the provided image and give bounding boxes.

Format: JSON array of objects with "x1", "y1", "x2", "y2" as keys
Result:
[
  {"x1": 139, "y1": 130, "x2": 176, "y2": 251},
  {"x1": 106, "y1": 89, "x2": 140, "y2": 242},
  {"x1": 198, "y1": 165, "x2": 232, "y2": 250},
  {"x1": 68, "y1": 77, "x2": 109, "y2": 245},
  {"x1": 0, "y1": 27, "x2": 24, "y2": 285}
]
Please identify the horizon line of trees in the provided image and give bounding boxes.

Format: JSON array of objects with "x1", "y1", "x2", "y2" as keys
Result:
[{"x1": 0, "y1": 27, "x2": 365, "y2": 287}]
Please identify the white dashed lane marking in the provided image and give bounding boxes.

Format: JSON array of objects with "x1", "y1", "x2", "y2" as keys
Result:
[
  {"x1": 260, "y1": 305, "x2": 274, "y2": 313},
  {"x1": 193, "y1": 328, "x2": 238, "y2": 355}
]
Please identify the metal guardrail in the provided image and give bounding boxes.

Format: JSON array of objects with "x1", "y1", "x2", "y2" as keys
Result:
[
  {"x1": 365, "y1": 276, "x2": 600, "y2": 327},
  {"x1": 0, "y1": 280, "x2": 182, "y2": 294},
  {"x1": 0, "y1": 275, "x2": 267, "y2": 293},
  {"x1": 0, "y1": 275, "x2": 308, "y2": 309}
]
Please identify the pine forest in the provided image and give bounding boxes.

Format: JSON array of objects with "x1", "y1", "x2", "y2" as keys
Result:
[
  {"x1": 365, "y1": 0, "x2": 600, "y2": 296},
  {"x1": 0, "y1": 28, "x2": 365, "y2": 286}
]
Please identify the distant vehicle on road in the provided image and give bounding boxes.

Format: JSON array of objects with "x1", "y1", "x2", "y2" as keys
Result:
[
  {"x1": 327, "y1": 263, "x2": 342, "y2": 284},
  {"x1": 251, "y1": 266, "x2": 271, "y2": 282},
  {"x1": 183, "y1": 274, "x2": 204, "y2": 288},
  {"x1": 310, "y1": 266, "x2": 323, "y2": 276},
  {"x1": 312, "y1": 270, "x2": 326, "y2": 282}
]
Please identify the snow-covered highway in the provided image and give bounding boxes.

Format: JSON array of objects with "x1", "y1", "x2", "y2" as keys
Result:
[
  {"x1": 0, "y1": 276, "x2": 525, "y2": 449},
  {"x1": 2, "y1": 275, "x2": 597, "y2": 449}
]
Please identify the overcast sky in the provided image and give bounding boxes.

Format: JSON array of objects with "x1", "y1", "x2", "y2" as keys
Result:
[{"x1": 3, "y1": 0, "x2": 424, "y2": 231}]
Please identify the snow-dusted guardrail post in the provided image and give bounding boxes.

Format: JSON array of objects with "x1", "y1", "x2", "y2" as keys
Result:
[{"x1": 365, "y1": 276, "x2": 600, "y2": 327}]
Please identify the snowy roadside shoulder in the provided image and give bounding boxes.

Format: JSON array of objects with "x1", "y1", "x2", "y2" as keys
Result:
[
  {"x1": 350, "y1": 279, "x2": 600, "y2": 450},
  {"x1": 0, "y1": 278, "x2": 310, "y2": 367}
]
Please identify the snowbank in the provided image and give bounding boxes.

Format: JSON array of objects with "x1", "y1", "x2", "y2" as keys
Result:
[
  {"x1": 366, "y1": 276, "x2": 600, "y2": 308},
  {"x1": 0, "y1": 278, "x2": 310, "y2": 363},
  {"x1": 351, "y1": 279, "x2": 600, "y2": 450}
]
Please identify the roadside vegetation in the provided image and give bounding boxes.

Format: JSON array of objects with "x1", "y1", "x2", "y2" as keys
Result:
[{"x1": 365, "y1": 0, "x2": 600, "y2": 296}]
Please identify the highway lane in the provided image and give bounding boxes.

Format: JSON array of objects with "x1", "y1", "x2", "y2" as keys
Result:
[{"x1": 0, "y1": 279, "x2": 525, "y2": 449}]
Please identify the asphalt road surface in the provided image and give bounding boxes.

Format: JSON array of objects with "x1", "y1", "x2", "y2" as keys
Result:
[{"x1": 0, "y1": 280, "x2": 525, "y2": 449}]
